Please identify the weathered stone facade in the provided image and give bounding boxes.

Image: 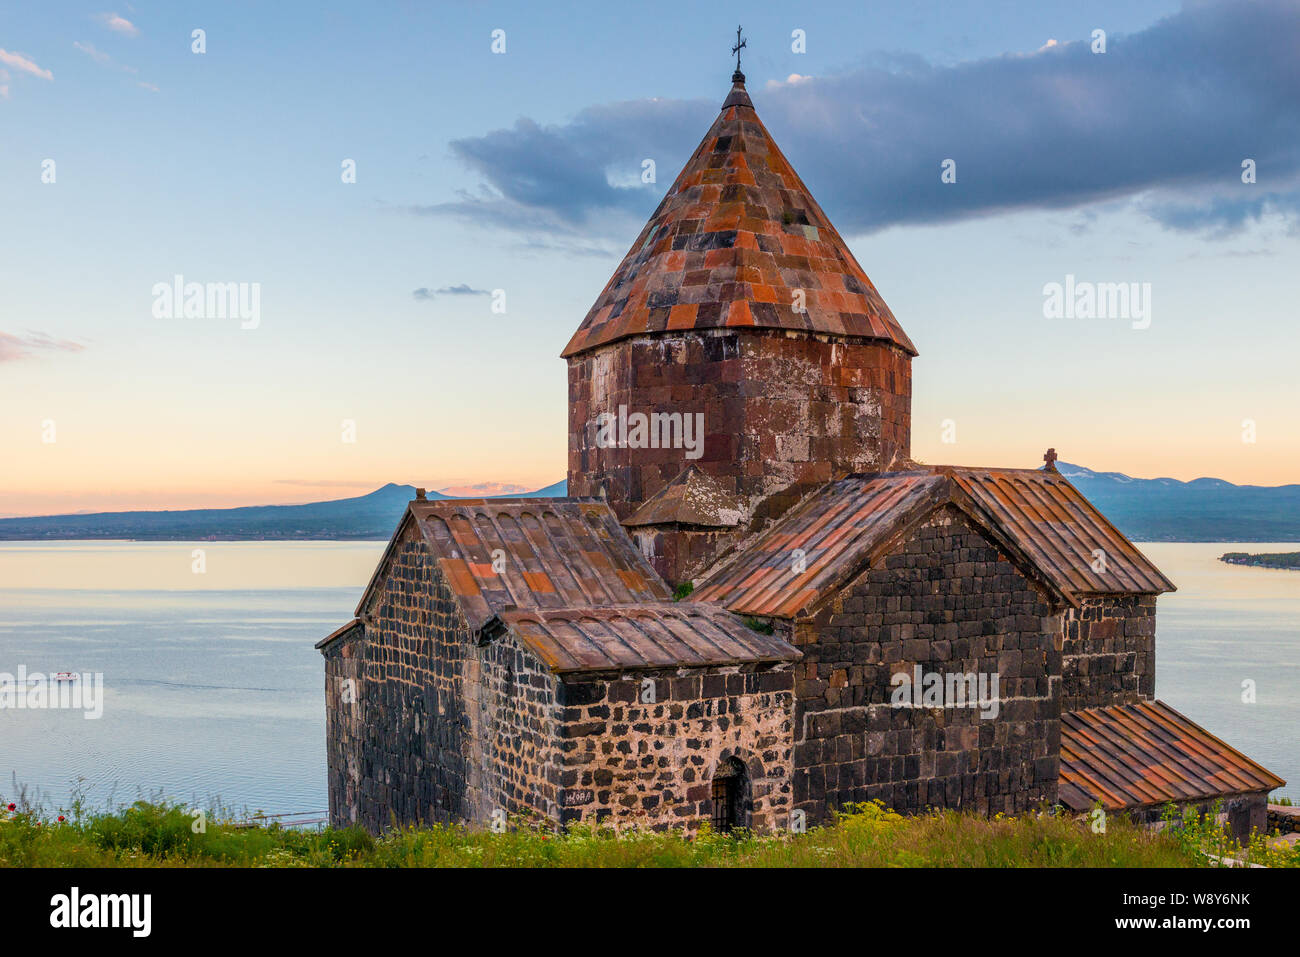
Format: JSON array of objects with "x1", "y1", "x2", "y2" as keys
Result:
[
  {"x1": 786, "y1": 507, "x2": 1061, "y2": 820},
  {"x1": 323, "y1": 521, "x2": 564, "y2": 831},
  {"x1": 1061, "y1": 596, "x2": 1156, "y2": 712},
  {"x1": 323, "y1": 516, "x2": 798, "y2": 834},
  {"x1": 567, "y1": 331, "x2": 912, "y2": 534},
  {"x1": 627, "y1": 524, "x2": 734, "y2": 588},
  {"x1": 556, "y1": 667, "x2": 795, "y2": 833}
]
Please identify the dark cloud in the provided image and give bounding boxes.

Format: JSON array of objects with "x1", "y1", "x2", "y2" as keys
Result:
[
  {"x1": 422, "y1": 0, "x2": 1300, "y2": 239},
  {"x1": 0, "y1": 331, "x2": 86, "y2": 362},
  {"x1": 408, "y1": 98, "x2": 713, "y2": 238},
  {"x1": 412, "y1": 284, "x2": 490, "y2": 300}
]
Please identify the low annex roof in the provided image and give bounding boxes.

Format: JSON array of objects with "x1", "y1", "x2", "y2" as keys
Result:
[
  {"x1": 692, "y1": 466, "x2": 1173, "y2": 619},
  {"x1": 1058, "y1": 700, "x2": 1285, "y2": 811},
  {"x1": 495, "y1": 603, "x2": 799, "y2": 674}
]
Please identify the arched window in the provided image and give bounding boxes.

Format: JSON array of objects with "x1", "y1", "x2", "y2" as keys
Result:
[{"x1": 710, "y1": 756, "x2": 747, "y2": 833}]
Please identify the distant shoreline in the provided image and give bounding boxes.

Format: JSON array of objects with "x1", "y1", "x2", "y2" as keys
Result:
[{"x1": 1220, "y1": 551, "x2": 1300, "y2": 570}]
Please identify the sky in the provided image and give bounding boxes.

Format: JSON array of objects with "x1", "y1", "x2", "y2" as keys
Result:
[{"x1": 2, "y1": 0, "x2": 1298, "y2": 516}]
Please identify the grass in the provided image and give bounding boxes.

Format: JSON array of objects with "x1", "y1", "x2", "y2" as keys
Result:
[{"x1": 3, "y1": 796, "x2": 1297, "y2": 868}]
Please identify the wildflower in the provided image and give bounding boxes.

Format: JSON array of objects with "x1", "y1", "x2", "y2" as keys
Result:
[
  {"x1": 57, "y1": 815, "x2": 65, "y2": 823},
  {"x1": 5, "y1": 803, "x2": 14, "y2": 811}
]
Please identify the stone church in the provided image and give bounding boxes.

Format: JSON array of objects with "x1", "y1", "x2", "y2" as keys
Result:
[{"x1": 319, "y1": 67, "x2": 1283, "y2": 837}]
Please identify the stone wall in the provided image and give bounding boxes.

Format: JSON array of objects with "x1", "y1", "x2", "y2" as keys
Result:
[
  {"x1": 791, "y1": 506, "x2": 1062, "y2": 822},
  {"x1": 1138, "y1": 792, "x2": 1270, "y2": 846},
  {"x1": 324, "y1": 520, "x2": 565, "y2": 833},
  {"x1": 568, "y1": 330, "x2": 912, "y2": 531},
  {"x1": 321, "y1": 624, "x2": 365, "y2": 827},
  {"x1": 555, "y1": 665, "x2": 796, "y2": 834},
  {"x1": 1061, "y1": 596, "x2": 1156, "y2": 712}
]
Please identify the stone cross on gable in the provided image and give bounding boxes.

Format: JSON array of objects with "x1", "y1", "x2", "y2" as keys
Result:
[{"x1": 1043, "y1": 448, "x2": 1058, "y2": 472}]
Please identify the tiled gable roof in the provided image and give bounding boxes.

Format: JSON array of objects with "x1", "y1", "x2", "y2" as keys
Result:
[
  {"x1": 407, "y1": 498, "x2": 671, "y2": 632},
  {"x1": 352, "y1": 495, "x2": 799, "y2": 671},
  {"x1": 561, "y1": 78, "x2": 915, "y2": 359},
  {"x1": 1059, "y1": 700, "x2": 1285, "y2": 811},
  {"x1": 692, "y1": 466, "x2": 1174, "y2": 619},
  {"x1": 941, "y1": 467, "x2": 1175, "y2": 597}
]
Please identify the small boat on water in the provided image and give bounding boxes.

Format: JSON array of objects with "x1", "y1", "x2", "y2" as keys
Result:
[{"x1": 54, "y1": 672, "x2": 78, "y2": 682}]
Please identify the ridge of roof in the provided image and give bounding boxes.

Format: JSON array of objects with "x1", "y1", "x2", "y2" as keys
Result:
[
  {"x1": 692, "y1": 463, "x2": 1174, "y2": 618},
  {"x1": 693, "y1": 472, "x2": 1070, "y2": 619}
]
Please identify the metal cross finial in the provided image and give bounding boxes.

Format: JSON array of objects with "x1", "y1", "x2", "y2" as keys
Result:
[
  {"x1": 1043, "y1": 448, "x2": 1058, "y2": 471},
  {"x1": 731, "y1": 25, "x2": 747, "y2": 77}
]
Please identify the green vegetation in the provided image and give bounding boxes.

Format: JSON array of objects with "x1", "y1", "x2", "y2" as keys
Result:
[
  {"x1": 1221, "y1": 551, "x2": 1300, "y2": 570},
  {"x1": 672, "y1": 581, "x2": 695, "y2": 601},
  {"x1": 742, "y1": 615, "x2": 775, "y2": 635},
  {"x1": 3, "y1": 797, "x2": 1297, "y2": 868}
]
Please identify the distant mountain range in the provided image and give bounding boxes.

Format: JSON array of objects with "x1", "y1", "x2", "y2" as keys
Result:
[
  {"x1": 0, "y1": 466, "x2": 1295, "y2": 542},
  {"x1": 1055, "y1": 463, "x2": 1300, "y2": 542},
  {"x1": 0, "y1": 481, "x2": 567, "y2": 541}
]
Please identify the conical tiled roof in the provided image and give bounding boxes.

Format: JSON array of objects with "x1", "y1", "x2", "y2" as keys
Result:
[{"x1": 562, "y1": 76, "x2": 916, "y2": 358}]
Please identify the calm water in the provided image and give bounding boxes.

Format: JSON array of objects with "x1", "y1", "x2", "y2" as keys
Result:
[{"x1": 0, "y1": 541, "x2": 1296, "y2": 814}]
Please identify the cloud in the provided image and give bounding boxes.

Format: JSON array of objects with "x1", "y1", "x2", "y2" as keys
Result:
[
  {"x1": 74, "y1": 39, "x2": 158, "y2": 92},
  {"x1": 95, "y1": 12, "x2": 139, "y2": 36},
  {"x1": 424, "y1": 0, "x2": 1300, "y2": 239},
  {"x1": 73, "y1": 41, "x2": 112, "y2": 65},
  {"x1": 437, "y1": 482, "x2": 530, "y2": 497},
  {"x1": 0, "y1": 332, "x2": 86, "y2": 363},
  {"x1": 412, "y1": 284, "x2": 490, "y2": 300},
  {"x1": 73, "y1": 40, "x2": 137, "y2": 73},
  {"x1": 273, "y1": 479, "x2": 377, "y2": 489},
  {"x1": 407, "y1": 96, "x2": 714, "y2": 239},
  {"x1": 0, "y1": 49, "x2": 53, "y2": 81}
]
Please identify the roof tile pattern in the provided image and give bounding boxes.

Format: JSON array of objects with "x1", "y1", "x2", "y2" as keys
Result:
[
  {"x1": 410, "y1": 498, "x2": 671, "y2": 631},
  {"x1": 1058, "y1": 700, "x2": 1285, "y2": 811},
  {"x1": 944, "y1": 468, "x2": 1175, "y2": 597},
  {"x1": 561, "y1": 79, "x2": 915, "y2": 358},
  {"x1": 692, "y1": 472, "x2": 944, "y2": 618},
  {"x1": 499, "y1": 603, "x2": 800, "y2": 673},
  {"x1": 693, "y1": 467, "x2": 1174, "y2": 618}
]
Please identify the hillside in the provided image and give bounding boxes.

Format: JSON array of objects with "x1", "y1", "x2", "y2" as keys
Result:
[{"x1": 1057, "y1": 463, "x2": 1300, "y2": 542}]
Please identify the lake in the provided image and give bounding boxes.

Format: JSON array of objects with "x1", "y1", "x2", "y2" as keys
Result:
[{"x1": 0, "y1": 540, "x2": 1296, "y2": 817}]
